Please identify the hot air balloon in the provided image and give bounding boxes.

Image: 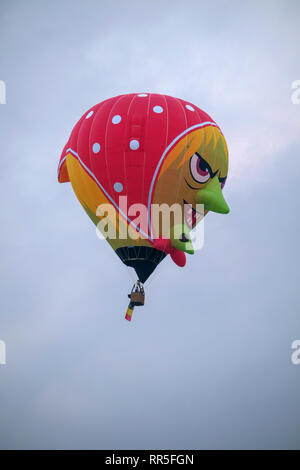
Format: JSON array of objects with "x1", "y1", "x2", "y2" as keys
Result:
[{"x1": 58, "y1": 93, "x2": 229, "y2": 321}]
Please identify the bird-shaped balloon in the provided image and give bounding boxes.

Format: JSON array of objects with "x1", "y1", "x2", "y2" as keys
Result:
[{"x1": 58, "y1": 93, "x2": 229, "y2": 320}]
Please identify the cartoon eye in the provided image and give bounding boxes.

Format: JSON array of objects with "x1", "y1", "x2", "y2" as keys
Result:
[
  {"x1": 219, "y1": 176, "x2": 227, "y2": 189},
  {"x1": 190, "y1": 153, "x2": 212, "y2": 184}
]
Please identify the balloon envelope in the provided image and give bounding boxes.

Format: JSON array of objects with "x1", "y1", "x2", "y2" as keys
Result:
[{"x1": 58, "y1": 93, "x2": 229, "y2": 282}]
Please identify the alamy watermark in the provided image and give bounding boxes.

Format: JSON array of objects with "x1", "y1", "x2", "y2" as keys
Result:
[
  {"x1": 291, "y1": 339, "x2": 300, "y2": 365},
  {"x1": 95, "y1": 197, "x2": 205, "y2": 250},
  {"x1": 0, "y1": 340, "x2": 6, "y2": 365},
  {"x1": 291, "y1": 80, "x2": 300, "y2": 104},
  {"x1": 0, "y1": 80, "x2": 6, "y2": 104}
]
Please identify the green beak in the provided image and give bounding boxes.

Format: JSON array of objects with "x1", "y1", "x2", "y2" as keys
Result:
[{"x1": 195, "y1": 176, "x2": 230, "y2": 214}]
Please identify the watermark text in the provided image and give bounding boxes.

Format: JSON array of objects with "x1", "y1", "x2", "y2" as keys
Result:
[
  {"x1": 0, "y1": 80, "x2": 6, "y2": 104},
  {"x1": 291, "y1": 80, "x2": 300, "y2": 104},
  {"x1": 0, "y1": 340, "x2": 6, "y2": 365},
  {"x1": 291, "y1": 339, "x2": 300, "y2": 365},
  {"x1": 95, "y1": 198, "x2": 205, "y2": 250}
]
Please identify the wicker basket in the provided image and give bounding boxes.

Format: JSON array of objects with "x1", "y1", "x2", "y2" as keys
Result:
[{"x1": 130, "y1": 292, "x2": 145, "y2": 306}]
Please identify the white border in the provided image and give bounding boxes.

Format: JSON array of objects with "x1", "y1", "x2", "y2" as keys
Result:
[{"x1": 58, "y1": 121, "x2": 219, "y2": 241}]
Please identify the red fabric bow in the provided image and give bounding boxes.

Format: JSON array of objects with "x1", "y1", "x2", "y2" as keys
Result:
[{"x1": 153, "y1": 238, "x2": 186, "y2": 267}]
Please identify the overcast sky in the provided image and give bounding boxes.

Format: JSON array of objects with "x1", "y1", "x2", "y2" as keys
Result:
[{"x1": 0, "y1": 0, "x2": 299, "y2": 449}]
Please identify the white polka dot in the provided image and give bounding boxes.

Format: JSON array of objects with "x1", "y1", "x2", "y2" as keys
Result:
[
  {"x1": 86, "y1": 111, "x2": 94, "y2": 119},
  {"x1": 153, "y1": 105, "x2": 163, "y2": 114},
  {"x1": 114, "y1": 182, "x2": 123, "y2": 193},
  {"x1": 92, "y1": 142, "x2": 101, "y2": 153},
  {"x1": 137, "y1": 93, "x2": 148, "y2": 97},
  {"x1": 112, "y1": 114, "x2": 122, "y2": 124},
  {"x1": 130, "y1": 139, "x2": 140, "y2": 150},
  {"x1": 186, "y1": 104, "x2": 195, "y2": 111}
]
